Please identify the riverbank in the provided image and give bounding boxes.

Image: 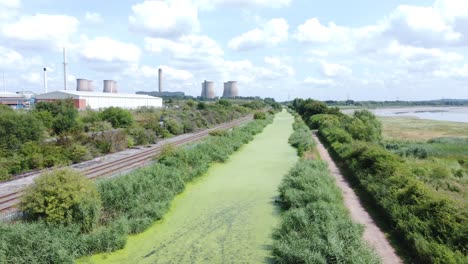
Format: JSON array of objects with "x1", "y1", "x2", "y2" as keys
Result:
[{"x1": 81, "y1": 111, "x2": 298, "y2": 263}]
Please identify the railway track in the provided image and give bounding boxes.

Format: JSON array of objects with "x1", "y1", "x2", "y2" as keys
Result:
[{"x1": 0, "y1": 116, "x2": 252, "y2": 215}]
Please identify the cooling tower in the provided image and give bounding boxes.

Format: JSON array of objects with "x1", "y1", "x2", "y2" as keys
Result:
[
  {"x1": 103, "y1": 80, "x2": 118, "y2": 93},
  {"x1": 223, "y1": 81, "x2": 238, "y2": 98},
  {"x1": 201, "y1": 80, "x2": 215, "y2": 99},
  {"x1": 87, "y1": 80, "x2": 94, "y2": 92},
  {"x1": 77, "y1": 79, "x2": 89, "y2": 91}
]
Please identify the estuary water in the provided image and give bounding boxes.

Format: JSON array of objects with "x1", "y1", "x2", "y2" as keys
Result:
[
  {"x1": 344, "y1": 107, "x2": 468, "y2": 123},
  {"x1": 81, "y1": 111, "x2": 298, "y2": 264}
]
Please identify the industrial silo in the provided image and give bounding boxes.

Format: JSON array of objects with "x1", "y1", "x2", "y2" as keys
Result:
[
  {"x1": 103, "y1": 80, "x2": 118, "y2": 93},
  {"x1": 77, "y1": 79, "x2": 89, "y2": 91}
]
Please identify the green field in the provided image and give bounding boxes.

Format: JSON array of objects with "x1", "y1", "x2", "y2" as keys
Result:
[{"x1": 80, "y1": 111, "x2": 298, "y2": 263}]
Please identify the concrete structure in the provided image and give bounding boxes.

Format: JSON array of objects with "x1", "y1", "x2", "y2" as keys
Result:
[
  {"x1": 77, "y1": 79, "x2": 91, "y2": 92},
  {"x1": 36, "y1": 90, "x2": 162, "y2": 110},
  {"x1": 103, "y1": 80, "x2": 117, "y2": 93},
  {"x1": 201, "y1": 80, "x2": 215, "y2": 99},
  {"x1": 158, "y1": 68, "x2": 162, "y2": 93},
  {"x1": 223, "y1": 81, "x2": 239, "y2": 98}
]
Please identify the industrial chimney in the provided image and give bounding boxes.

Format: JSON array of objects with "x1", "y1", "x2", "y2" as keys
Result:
[
  {"x1": 43, "y1": 67, "x2": 48, "y2": 93},
  {"x1": 201, "y1": 80, "x2": 215, "y2": 99},
  {"x1": 158, "y1": 68, "x2": 162, "y2": 93}
]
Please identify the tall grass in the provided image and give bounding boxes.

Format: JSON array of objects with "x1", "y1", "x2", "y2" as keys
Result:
[
  {"x1": 273, "y1": 117, "x2": 379, "y2": 264},
  {"x1": 273, "y1": 160, "x2": 380, "y2": 264},
  {"x1": 0, "y1": 115, "x2": 273, "y2": 263}
]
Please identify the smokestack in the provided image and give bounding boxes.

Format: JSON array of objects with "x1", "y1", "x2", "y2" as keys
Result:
[
  {"x1": 158, "y1": 68, "x2": 162, "y2": 93},
  {"x1": 63, "y1": 48, "x2": 68, "y2": 90},
  {"x1": 43, "y1": 67, "x2": 48, "y2": 93}
]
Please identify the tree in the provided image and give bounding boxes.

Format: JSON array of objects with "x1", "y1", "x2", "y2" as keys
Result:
[
  {"x1": 20, "y1": 169, "x2": 102, "y2": 232},
  {"x1": 0, "y1": 111, "x2": 45, "y2": 151},
  {"x1": 35, "y1": 100, "x2": 80, "y2": 135},
  {"x1": 100, "y1": 107, "x2": 134, "y2": 128}
]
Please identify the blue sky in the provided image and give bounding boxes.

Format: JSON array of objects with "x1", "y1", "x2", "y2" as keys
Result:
[{"x1": 0, "y1": 0, "x2": 467, "y2": 100}]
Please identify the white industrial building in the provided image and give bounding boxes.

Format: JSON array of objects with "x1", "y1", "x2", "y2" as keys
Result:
[{"x1": 36, "y1": 90, "x2": 163, "y2": 110}]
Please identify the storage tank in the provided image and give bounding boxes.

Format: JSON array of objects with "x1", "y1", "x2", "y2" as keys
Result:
[
  {"x1": 103, "y1": 80, "x2": 117, "y2": 93},
  {"x1": 77, "y1": 79, "x2": 89, "y2": 91}
]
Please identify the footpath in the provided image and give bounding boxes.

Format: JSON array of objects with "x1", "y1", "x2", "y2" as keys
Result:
[{"x1": 312, "y1": 131, "x2": 403, "y2": 264}]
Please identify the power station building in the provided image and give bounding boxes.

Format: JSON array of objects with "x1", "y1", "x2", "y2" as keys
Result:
[
  {"x1": 36, "y1": 79, "x2": 162, "y2": 110},
  {"x1": 223, "y1": 81, "x2": 239, "y2": 98},
  {"x1": 201, "y1": 80, "x2": 215, "y2": 99}
]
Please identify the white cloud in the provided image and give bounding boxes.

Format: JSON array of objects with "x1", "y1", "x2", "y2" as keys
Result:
[
  {"x1": 295, "y1": 18, "x2": 349, "y2": 43},
  {"x1": 304, "y1": 77, "x2": 335, "y2": 86},
  {"x1": 129, "y1": 0, "x2": 199, "y2": 38},
  {"x1": 145, "y1": 34, "x2": 224, "y2": 61},
  {"x1": 140, "y1": 65, "x2": 193, "y2": 81},
  {"x1": 320, "y1": 61, "x2": 352, "y2": 77},
  {"x1": 21, "y1": 72, "x2": 41, "y2": 84},
  {"x1": 386, "y1": 41, "x2": 463, "y2": 62},
  {"x1": 81, "y1": 37, "x2": 141, "y2": 63},
  {"x1": 434, "y1": 64, "x2": 468, "y2": 78},
  {"x1": 0, "y1": 46, "x2": 42, "y2": 71},
  {"x1": 264, "y1": 56, "x2": 294, "y2": 76},
  {"x1": 383, "y1": 5, "x2": 462, "y2": 47},
  {"x1": 2, "y1": 14, "x2": 79, "y2": 48},
  {"x1": 85, "y1": 12, "x2": 102, "y2": 24},
  {"x1": 196, "y1": 0, "x2": 291, "y2": 10},
  {"x1": 228, "y1": 18, "x2": 289, "y2": 51},
  {"x1": 0, "y1": 0, "x2": 20, "y2": 8}
]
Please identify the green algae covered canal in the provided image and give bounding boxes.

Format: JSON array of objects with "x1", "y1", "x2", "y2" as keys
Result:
[{"x1": 80, "y1": 111, "x2": 298, "y2": 263}]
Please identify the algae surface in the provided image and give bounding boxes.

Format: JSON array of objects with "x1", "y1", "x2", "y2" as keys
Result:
[{"x1": 81, "y1": 111, "x2": 297, "y2": 264}]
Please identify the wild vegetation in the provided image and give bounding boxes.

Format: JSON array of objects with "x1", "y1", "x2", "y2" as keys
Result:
[
  {"x1": 0, "y1": 114, "x2": 274, "y2": 263},
  {"x1": 0, "y1": 98, "x2": 278, "y2": 181},
  {"x1": 292, "y1": 98, "x2": 468, "y2": 263},
  {"x1": 273, "y1": 117, "x2": 379, "y2": 263}
]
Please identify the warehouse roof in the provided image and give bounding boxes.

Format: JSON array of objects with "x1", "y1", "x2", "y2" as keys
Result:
[{"x1": 36, "y1": 90, "x2": 161, "y2": 99}]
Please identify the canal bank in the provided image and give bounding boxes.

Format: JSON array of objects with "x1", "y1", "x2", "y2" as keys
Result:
[{"x1": 81, "y1": 111, "x2": 298, "y2": 264}]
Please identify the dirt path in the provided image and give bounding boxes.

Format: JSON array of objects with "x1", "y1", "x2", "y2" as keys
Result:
[{"x1": 312, "y1": 131, "x2": 402, "y2": 264}]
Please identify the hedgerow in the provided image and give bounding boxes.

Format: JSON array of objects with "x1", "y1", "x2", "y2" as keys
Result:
[
  {"x1": 273, "y1": 117, "x2": 379, "y2": 263},
  {"x1": 292, "y1": 99, "x2": 468, "y2": 263}
]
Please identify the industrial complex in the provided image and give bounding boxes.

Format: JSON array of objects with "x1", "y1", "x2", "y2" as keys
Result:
[{"x1": 1, "y1": 48, "x2": 241, "y2": 109}]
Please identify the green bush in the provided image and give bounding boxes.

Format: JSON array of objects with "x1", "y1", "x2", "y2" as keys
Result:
[
  {"x1": 273, "y1": 160, "x2": 379, "y2": 264},
  {"x1": 20, "y1": 169, "x2": 102, "y2": 232},
  {"x1": 100, "y1": 107, "x2": 134, "y2": 128},
  {"x1": 288, "y1": 117, "x2": 315, "y2": 156},
  {"x1": 254, "y1": 111, "x2": 266, "y2": 120}
]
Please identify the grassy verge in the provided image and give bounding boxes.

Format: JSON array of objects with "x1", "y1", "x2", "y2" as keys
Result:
[
  {"x1": 0, "y1": 115, "x2": 274, "y2": 264},
  {"x1": 272, "y1": 117, "x2": 379, "y2": 263}
]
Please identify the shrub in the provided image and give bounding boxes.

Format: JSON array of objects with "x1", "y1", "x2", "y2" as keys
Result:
[
  {"x1": 254, "y1": 112, "x2": 266, "y2": 120},
  {"x1": 273, "y1": 160, "x2": 379, "y2": 264},
  {"x1": 20, "y1": 169, "x2": 102, "y2": 232},
  {"x1": 100, "y1": 107, "x2": 134, "y2": 128}
]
